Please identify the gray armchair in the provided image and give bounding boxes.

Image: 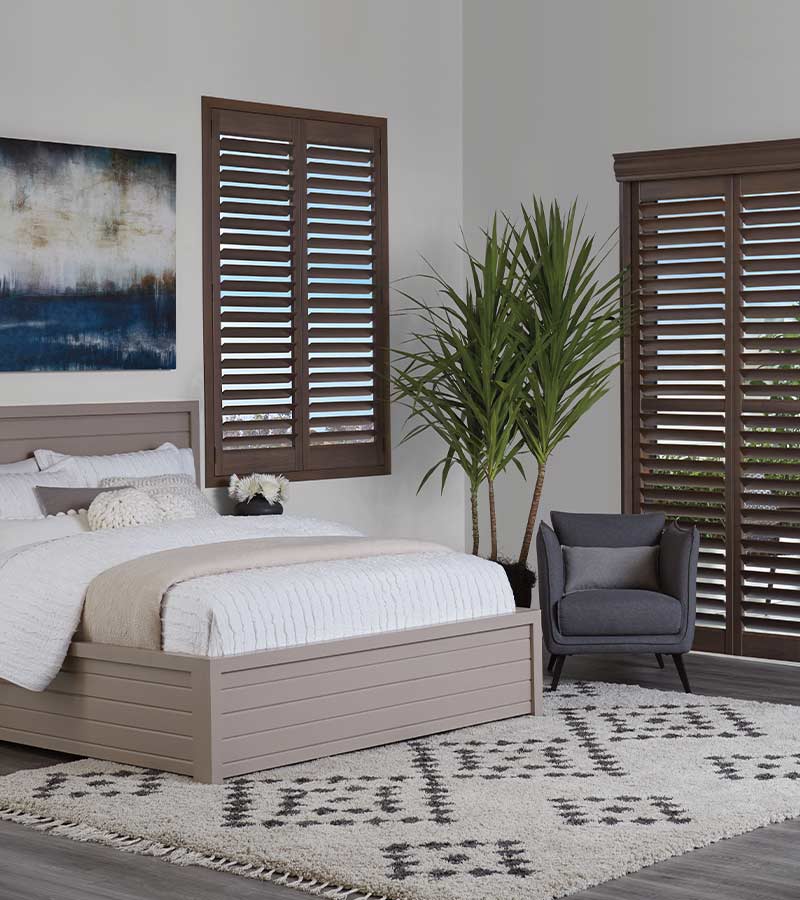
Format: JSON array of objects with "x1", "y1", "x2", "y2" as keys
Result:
[{"x1": 536, "y1": 511, "x2": 699, "y2": 692}]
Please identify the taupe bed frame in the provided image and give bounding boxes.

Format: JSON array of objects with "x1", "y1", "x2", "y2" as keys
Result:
[{"x1": 0, "y1": 401, "x2": 543, "y2": 783}]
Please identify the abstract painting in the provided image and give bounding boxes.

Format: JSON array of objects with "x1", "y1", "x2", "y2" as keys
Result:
[{"x1": 0, "y1": 138, "x2": 176, "y2": 371}]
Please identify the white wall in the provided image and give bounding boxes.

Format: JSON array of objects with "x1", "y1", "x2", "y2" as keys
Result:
[
  {"x1": 463, "y1": 0, "x2": 800, "y2": 559},
  {"x1": 10, "y1": 0, "x2": 796, "y2": 555},
  {"x1": 0, "y1": 0, "x2": 466, "y2": 545}
]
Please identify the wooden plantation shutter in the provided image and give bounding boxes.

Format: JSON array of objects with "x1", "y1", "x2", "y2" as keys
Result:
[
  {"x1": 304, "y1": 119, "x2": 389, "y2": 472},
  {"x1": 208, "y1": 107, "x2": 299, "y2": 474},
  {"x1": 633, "y1": 177, "x2": 729, "y2": 646},
  {"x1": 738, "y1": 170, "x2": 800, "y2": 660},
  {"x1": 616, "y1": 138, "x2": 800, "y2": 663},
  {"x1": 202, "y1": 97, "x2": 390, "y2": 485}
]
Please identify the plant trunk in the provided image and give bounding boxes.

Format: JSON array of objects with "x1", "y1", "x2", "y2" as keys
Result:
[
  {"x1": 519, "y1": 462, "x2": 546, "y2": 564},
  {"x1": 488, "y1": 477, "x2": 498, "y2": 561},
  {"x1": 470, "y1": 486, "x2": 480, "y2": 556}
]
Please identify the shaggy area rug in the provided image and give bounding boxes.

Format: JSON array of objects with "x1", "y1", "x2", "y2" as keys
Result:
[{"x1": 2, "y1": 681, "x2": 800, "y2": 900}]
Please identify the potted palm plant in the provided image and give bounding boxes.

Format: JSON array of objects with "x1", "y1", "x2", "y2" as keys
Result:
[
  {"x1": 393, "y1": 217, "x2": 537, "y2": 564},
  {"x1": 513, "y1": 200, "x2": 625, "y2": 568},
  {"x1": 393, "y1": 198, "x2": 625, "y2": 606}
]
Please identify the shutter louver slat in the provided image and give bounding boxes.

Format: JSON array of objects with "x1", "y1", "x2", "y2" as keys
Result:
[
  {"x1": 640, "y1": 229, "x2": 724, "y2": 247},
  {"x1": 634, "y1": 181, "x2": 728, "y2": 637}
]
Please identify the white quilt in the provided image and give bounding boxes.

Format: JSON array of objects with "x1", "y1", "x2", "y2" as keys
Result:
[{"x1": 0, "y1": 516, "x2": 514, "y2": 691}]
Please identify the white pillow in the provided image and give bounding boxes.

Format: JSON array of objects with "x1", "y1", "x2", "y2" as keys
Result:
[
  {"x1": 0, "y1": 460, "x2": 84, "y2": 519},
  {"x1": 87, "y1": 488, "x2": 165, "y2": 531},
  {"x1": 0, "y1": 458, "x2": 39, "y2": 474},
  {"x1": 100, "y1": 474, "x2": 219, "y2": 520},
  {"x1": 34, "y1": 443, "x2": 196, "y2": 488},
  {"x1": 0, "y1": 510, "x2": 89, "y2": 552}
]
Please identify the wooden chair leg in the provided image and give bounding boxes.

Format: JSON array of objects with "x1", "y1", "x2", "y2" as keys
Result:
[
  {"x1": 655, "y1": 653, "x2": 665, "y2": 669},
  {"x1": 550, "y1": 655, "x2": 566, "y2": 691},
  {"x1": 671, "y1": 653, "x2": 692, "y2": 693},
  {"x1": 547, "y1": 654, "x2": 556, "y2": 673}
]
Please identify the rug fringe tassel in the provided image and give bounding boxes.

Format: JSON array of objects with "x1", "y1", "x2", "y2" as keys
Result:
[{"x1": 0, "y1": 807, "x2": 381, "y2": 900}]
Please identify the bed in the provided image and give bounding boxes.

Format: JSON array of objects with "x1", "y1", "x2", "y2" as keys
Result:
[{"x1": 0, "y1": 401, "x2": 543, "y2": 783}]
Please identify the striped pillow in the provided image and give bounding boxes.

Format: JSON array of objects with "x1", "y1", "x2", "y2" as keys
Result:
[
  {"x1": 34, "y1": 443, "x2": 195, "y2": 488},
  {"x1": 0, "y1": 460, "x2": 84, "y2": 519}
]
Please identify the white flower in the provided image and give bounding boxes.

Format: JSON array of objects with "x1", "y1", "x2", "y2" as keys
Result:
[
  {"x1": 228, "y1": 473, "x2": 289, "y2": 503},
  {"x1": 275, "y1": 474, "x2": 289, "y2": 502},
  {"x1": 255, "y1": 474, "x2": 281, "y2": 503}
]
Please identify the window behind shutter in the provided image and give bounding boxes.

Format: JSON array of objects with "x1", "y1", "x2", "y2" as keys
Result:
[
  {"x1": 616, "y1": 138, "x2": 800, "y2": 663},
  {"x1": 203, "y1": 98, "x2": 389, "y2": 485}
]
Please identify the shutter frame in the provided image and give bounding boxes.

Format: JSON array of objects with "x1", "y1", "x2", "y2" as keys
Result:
[
  {"x1": 618, "y1": 138, "x2": 800, "y2": 663},
  {"x1": 203, "y1": 97, "x2": 390, "y2": 486},
  {"x1": 614, "y1": 137, "x2": 800, "y2": 182}
]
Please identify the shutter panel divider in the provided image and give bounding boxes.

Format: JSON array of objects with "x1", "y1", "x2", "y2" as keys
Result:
[
  {"x1": 294, "y1": 116, "x2": 309, "y2": 472},
  {"x1": 209, "y1": 110, "x2": 224, "y2": 475},
  {"x1": 376, "y1": 123, "x2": 391, "y2": 467},
  {"x1": 620, "y1": 180, "x2": 633, "y2": 513},
  {"x1": 630, "y1": 184, "x2": 642, "y2": 512},
  {"x1": 724, "y1": 175, "x2": 743, "y2": 656}
]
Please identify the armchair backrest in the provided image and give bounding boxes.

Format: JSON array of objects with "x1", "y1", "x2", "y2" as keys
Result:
[{"x1": 550, "y1": 512, "x2": 665, "y2": 547}]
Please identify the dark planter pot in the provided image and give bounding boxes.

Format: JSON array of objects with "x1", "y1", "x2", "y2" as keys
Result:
[
  {"x1": 234, "y1": 497, "x2": 283, "y2": 516},
  {"x1": 497, "y1": 559, "x2": 537, "y2": 607}
]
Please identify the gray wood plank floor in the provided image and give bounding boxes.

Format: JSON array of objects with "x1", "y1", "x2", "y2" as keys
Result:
[{"x1": 0, "y1": 651, "x2": 798, "y2": 900}]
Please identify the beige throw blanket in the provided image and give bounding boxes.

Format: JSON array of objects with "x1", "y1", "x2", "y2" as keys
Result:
[{"x1": 82, "y1": 536, "x2": 447, "y2": 650}]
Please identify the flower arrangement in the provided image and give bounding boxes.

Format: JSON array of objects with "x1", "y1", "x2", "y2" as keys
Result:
[{"x1": 228, "y1": 473, "x2": 289, "y2": 505}]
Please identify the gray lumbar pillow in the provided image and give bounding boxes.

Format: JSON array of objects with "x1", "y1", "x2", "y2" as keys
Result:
[
  {"x1": 35, "y1": 485, "x2": 129, "y2": 516},
  {"x1": 563, "y1": 545, "x2": 660, "y2": 593}
]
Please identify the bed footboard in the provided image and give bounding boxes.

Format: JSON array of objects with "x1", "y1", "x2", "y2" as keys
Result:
[{"x1": 0, "y1": 609, "x2": 542, "y2": 783}]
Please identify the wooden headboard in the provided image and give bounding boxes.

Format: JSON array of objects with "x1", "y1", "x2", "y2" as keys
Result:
[{"x1": 0, "y1": 401, "x2": 201, "y2": 483}]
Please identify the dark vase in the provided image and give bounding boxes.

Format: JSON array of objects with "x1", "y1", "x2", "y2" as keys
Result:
[
  {"x1": 497, "y1": 559, "x2": 537, "y2": 607},
  {"x1": 234, "y1": 496, "x2": 284, "y2": 516}
]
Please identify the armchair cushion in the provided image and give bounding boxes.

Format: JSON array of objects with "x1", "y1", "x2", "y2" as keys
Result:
[
  {"x1": 558, "y1": 589, "x2": 683, "y2": 637},
  {"x1": 563, "y1": 545, "x2": 659, "y2": 593},
  {"x1": 551, "y1": 511, "x2": 665, "y2": 547}
]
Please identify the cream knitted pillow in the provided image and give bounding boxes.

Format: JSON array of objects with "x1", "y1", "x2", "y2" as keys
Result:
[
  {"x1": 100, "y1": 474, "x2": 218, "y2": 519},
  {"x1": 87, "y1": 489, "x2": 164, "y2": 531}
]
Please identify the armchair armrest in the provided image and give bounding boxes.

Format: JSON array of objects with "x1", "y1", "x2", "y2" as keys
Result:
[
  {"x1": 536, "y1": 522, "x2": 565, "y2": 612},
  {"x1": 659, "y1": 521, "x2": 700, "y2": 605},
  {"x1": 659, "y1": 521, "x2": 699, "y2": 649}
]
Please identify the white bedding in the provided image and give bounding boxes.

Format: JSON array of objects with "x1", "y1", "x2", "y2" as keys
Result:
[{"x1": 0, "y1": 516, "x2": 514, "y2": 691}]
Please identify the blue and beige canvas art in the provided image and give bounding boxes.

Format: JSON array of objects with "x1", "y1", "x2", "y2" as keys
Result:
[{"x1": 0, "y1": 138, "x2": 176, "y2": 371}]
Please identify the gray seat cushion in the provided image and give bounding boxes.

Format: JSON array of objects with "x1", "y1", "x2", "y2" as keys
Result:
[{"x1": 557, "y1": 589, "x2": 682, "y2": 637}]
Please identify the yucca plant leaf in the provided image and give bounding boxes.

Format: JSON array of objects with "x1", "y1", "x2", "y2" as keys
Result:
[
  {"x1": 512, "y1": 197, "x2": 627, "y2": 563},
  {"x1": 392, "y1": 215, "x2": 543, "y2": 558}
]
